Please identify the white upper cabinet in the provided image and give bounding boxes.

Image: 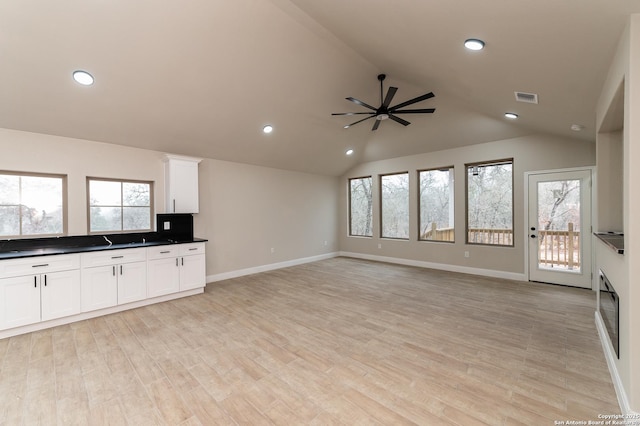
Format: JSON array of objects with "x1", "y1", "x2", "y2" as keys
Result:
[{"x1": 164, "y1": 154, "x2": 201, "y2": 213}]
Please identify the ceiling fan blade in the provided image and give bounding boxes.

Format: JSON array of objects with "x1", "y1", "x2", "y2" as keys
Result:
[
  {"x1": 331, "y1": 112, "x2": 376, "y2": 116},
  {"x1": 346, "y1": 97, "x2": 377, "y2": 111},
  {"x1": 382, "y1": 87, "x2": 398, "y2": 108},
  {"x1": 372, "y1": 119, "x2": 381, "y2": 131},
  {"x1": 389, "y1": 92, "x2": 434, "y2": 111},
  {"x1": 391, "y1": 108, "x2": 436, "y2": 114},
  {"x1": 345, "y1": 114, "x2": 376, "y2": 128},
  {"x1": 389, "y1": 114, "x2": 411, "y2": 126}
]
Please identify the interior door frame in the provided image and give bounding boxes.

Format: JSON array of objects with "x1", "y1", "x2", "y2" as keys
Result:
[{"x1": 524, "y1": 166, "x2": 596, "y2": 289}]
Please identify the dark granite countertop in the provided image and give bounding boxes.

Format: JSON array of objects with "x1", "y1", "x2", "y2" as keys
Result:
[
  {"x1": 0, "y1": 233, "x2": 207, "y2": 260},
  {"x1": 594, "y1": 232, "x2": 624, "y2": 255}
]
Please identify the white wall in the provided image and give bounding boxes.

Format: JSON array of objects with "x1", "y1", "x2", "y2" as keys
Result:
[
  {"x1": 196, "y1": 158, "x2": 339, "y2": 278},
  {"x1": 0, "y1": 128, "x2": 166, "y2": 235},
  {"x1": 339, "y1": 134, "x2": 595, "y2": 278},
  {"x1": 0, "y1": 128, "x2": 340, "y2": 280},
  {"x1": 595, "y1": 14, "x2": 640, "y2": 413}
]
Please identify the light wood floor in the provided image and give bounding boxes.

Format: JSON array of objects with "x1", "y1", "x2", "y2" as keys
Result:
[{"x1": 0, "y1": 257, "x2": 620, "y2": 425}]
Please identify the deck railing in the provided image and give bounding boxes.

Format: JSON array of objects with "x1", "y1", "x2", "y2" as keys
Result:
[
  {"x1": 538, "y1": 223, "x2": 581, "y2": 269},
  {"x1": 421, "y1": 222, "x2": 580, "y2": 269}
]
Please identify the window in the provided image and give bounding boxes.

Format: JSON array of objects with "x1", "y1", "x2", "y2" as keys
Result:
[
  {"x1": 466, "y1": 160, "x2": 513, "y2": 246},
  {"x1": 380, "y1": 172, "x2": 409, "y2": 239},
  {"x1": 88, "y1": 178, "x2": 153, "y2": 233},
  {"x1": 349, "y1": 177, "x2": 373, "y2": 237},
  {"x1": 419, "y1": 167, "x2": 454, "y2": 242},
  {"x1": 0, "y1": 171, "x2": 66, "y2": 237}
]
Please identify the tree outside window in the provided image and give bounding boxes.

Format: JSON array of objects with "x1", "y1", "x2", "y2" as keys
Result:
[
  {"x1": 466, "y1": 160, "x2": 513, "y2": 246},
  {"x1": 0, "y1": 172, "x2": 66, "y2": 237},
  {"x1": 349, "y1": 177, "x2": 373, "y2": 237},
  {"x1": 88, "y1": 178, "x2": 153, "y2": 233},
  {"x1": 381, "y1": 172, "x2": 409, "y2": 239},
  {"x1": 419, "y1": 167, "x2": 454, "y2": 242}
]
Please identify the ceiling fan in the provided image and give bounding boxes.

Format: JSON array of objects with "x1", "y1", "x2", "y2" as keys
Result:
[{"x1": 332, "y1": 74, "x2": 435, "y2": 131}]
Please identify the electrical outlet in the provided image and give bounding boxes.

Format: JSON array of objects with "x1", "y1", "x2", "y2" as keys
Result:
[
  {"x1": 464, "y1": 251, "x2": 470, "y2": 258},
  {"x1": 378, "y1": 244, "x2": 382, "y2": 249},
  {"x1": 324, "y1": 240, "x2": 328, "y2": 246},
  {"x1": 163, "y1": 221, "x2": 171, "y2": 230},
  {"x1": 270, "y1": 247, "x2": 275, "y2": 254}
]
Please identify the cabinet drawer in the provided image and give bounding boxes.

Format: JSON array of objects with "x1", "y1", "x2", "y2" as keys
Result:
[
  {"x1": 147, "y1": 245, "x2": 180, "y2": 260},
  {"x1": 180, "y1": 243, "x2": 205, "y2": 256},
  {"x1": 81, "y1": 248, "x2": 146, "y2": 268},
  {"x1": 0, "y1": 254, "x2": 80, "y2": 279}
]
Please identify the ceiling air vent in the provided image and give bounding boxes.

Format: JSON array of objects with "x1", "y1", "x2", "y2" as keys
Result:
[{"x1": 515, "y1": 91, "x2": 538, "y2": 104}]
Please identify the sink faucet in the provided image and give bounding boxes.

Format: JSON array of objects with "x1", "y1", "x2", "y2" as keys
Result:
[{"x1": 103, "y1": 235, "x2": 113, "y2": 246}]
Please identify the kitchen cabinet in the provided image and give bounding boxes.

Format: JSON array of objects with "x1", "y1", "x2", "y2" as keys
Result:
[
  {"x1": 164, "y1": 154, "x2": 201, "y2": 213},
  {"x1": 0, "y1": 238, "x2": 207, "y2": 338},
  {"x1": 81, "y1": 248, "x2": 147, "y2": 312},
  {"x1": 147, "y1": 242, "x2": 205, "y2": 297},
  {"x1": 0, "y1": 254, "x2": 81, "y2": 330}
]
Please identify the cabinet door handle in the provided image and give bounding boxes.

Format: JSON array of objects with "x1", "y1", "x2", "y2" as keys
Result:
[
  {"x1": 44, "y1": 275, "x2": 47, "y2": 286},
  {"x1": 176, "y1": 258, "x2": 179, "y2": 267},
  {"x1": 173, "y1": 199, "x2": 176, "y2": 213},
  {"x1": 181, "y1": 257, "x2": 184, "y2": 266},
  {"x1": 32, "y1": 263, "x2": 49, "y2": 268},
  {"x1": 34, "y1": 276, "x2": 37, "y2": 288},
  {"x1": 160, "y1": 250, "x2": 170, "y2": 254},
  {"x1": 120, "y1": 265, "x2": 123, "y2": 275},
  {"x1": 189, "y1": 248, "x2": 198, "y2": 251},
  {"x1": 111, "y1": 256, "x2": 124, "y2": 259},
  {"x1": 113, "y1": 266, "x2": 116, "y2": 276}
]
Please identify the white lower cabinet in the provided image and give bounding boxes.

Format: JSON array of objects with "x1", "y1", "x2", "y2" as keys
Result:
[
  {"x1": 81, "y1": 248, "x2": 147, "y2": 312},
  {"x1": 147, "y1": 243, "x2": 206, "y2": 297},
  {"x1": 147, "y1": 256, "x2": 181, "y2": 298},
  {"x1": 41, "y1": 270, "x2": 82, "y2": 321},
  {"x1": 0, "y1": 254, "x2": 81, "y2": 331},
  {"x1": 1, "y1": 242, "x2": 206, "y2": 335}
]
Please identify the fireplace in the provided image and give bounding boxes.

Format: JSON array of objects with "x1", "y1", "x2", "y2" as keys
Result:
[{"x1": 599, "y1": 270, "x2": 619, "y2": 358}]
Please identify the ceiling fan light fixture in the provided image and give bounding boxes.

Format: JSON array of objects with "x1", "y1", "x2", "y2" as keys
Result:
[
  {"x1": 464, "y1": 39, "x2": 485, "y2": 51},
  {"x1": 504, "y1": 112, "x2": 519, "y2": 119},
  {"x1": 263, "y1": 125, "x2": 273, "y2": 134},
  {"x1": 73, "y1": 70, "x2": 94, "y2": 86},
  {"x1": 376, "y1": 113, "x2": 389, "y2": 121}
]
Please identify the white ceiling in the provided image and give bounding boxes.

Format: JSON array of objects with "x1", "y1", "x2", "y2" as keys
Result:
[{"x1": 1, "y1": 0, "x2": 639, "y2": 176}]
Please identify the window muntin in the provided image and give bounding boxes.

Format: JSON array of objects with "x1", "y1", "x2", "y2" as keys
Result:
[
  {"x1": 380, "y1": 172, "x2": 409, "y2": 239},
  {"x1": 0, "y1": 171, "x2": 66, "y2": 238},
  {"x1": 88, "y1": 178, "x2": 153, "y2": 233},
  {"x1": 349, "y1": 176, "x2": 373, "y2": 237},
  {"x1": 419, "y1": 167, "x2": 454, "y2": 242},
  {"x1": 466, "y1": 160, "x2": 514, "y2": 246}
]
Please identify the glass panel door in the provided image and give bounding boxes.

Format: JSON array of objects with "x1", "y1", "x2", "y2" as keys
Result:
[{"x1": 528, "y1": 170, "x2": 592, "y2": 288}]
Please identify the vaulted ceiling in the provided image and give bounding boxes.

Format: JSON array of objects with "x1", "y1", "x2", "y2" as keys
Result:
[{"x1": 1, "y1": 0, "x2": 639, "y2": 176}]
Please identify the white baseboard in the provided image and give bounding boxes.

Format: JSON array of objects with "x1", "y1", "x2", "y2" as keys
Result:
[
  {"x1": 338, "y1": 251, "x2": 527, "y2": 282},
  {"x1": 207, "y1": 252, "x2": 340, "y2": 283},
  {"x1": 595, "y1": 311, "x2": 637, "y2": 415}
]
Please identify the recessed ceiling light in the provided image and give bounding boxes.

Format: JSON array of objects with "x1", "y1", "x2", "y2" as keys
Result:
[
  {"x1": 504, "y1": 112, "x2": 519, "y2": 119},
  {"x1": 263, "y1": 125, "x2": 273, "y2": 134},
  {"x1": 571, "y1": 124, "x2": 584, "y2": 131},
  {"x1": 464, "y1": 39, "x2": 485, "y2": 51},
  {"x1": 345, "y1": 149, "x2": 354, "y2": 156},
  {"x1": 73, "y1": 70, "x2": 94, "y2": 86}
]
